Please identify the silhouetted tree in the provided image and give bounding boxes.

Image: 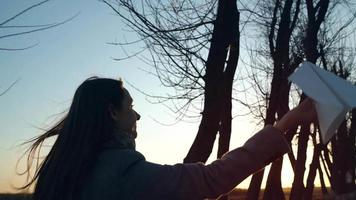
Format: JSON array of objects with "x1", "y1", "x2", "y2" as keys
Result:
[
  {"x1": 314, "y1": 42, "x2": 356, "y2": 198},
  {"x1": 241, "y1": 0, "x2": 355, "y2": 199},
  {"x1": 104, "y1": 3, "x2": 239, "y2": 199},
  {"x1": 240, "y1": 0, "x2": 303, "y2": 198}
]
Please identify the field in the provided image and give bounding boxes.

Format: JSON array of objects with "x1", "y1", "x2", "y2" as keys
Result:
[
  {"x1": 0, "y1": 187, "x2": 333, "y2": 200},
  {"x1": 228, "y1": 188, "x2": 327, "y2": 200},
  {"x1": 0, "y1": 193, "x2": 31, "y2": 200}
]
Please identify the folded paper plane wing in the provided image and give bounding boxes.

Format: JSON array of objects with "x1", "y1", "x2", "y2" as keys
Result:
[{"x1": 288, "y1": 61, "x2": 356, "y2": 144}]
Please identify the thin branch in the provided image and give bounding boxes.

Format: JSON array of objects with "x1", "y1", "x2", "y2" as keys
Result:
[
  {"x1": 0, "y1": 42, "x2": 39, "y2": 51},
  {"x1": 0, "y1": 12, "x2": 80, "y2": 40},
  {"x1": 0, "y1": 79, "x2": 20, "y2": 97},
  {"x1": 0, "y1": 0, "x2": 50, "y2": 26}
]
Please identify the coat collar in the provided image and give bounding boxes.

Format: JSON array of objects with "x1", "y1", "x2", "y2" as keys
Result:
[{"x1": 102, "y1": 130, "x2": 136, "y2": 150}]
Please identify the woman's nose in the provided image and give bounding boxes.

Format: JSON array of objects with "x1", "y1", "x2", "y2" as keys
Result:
[{"x1": 135, "y1": 111, "x2": 141, "y2": 120}]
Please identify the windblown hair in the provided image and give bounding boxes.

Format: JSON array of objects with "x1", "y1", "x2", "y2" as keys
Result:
[{"x1": 19, "y1": 77, "x2": 125, "y2": 200}]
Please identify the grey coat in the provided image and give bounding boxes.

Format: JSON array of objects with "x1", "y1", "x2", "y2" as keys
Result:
[{"x1": 77, "y1": 125, "x2": 290, "y2": 200}]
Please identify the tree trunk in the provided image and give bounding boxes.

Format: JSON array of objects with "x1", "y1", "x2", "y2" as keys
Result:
[
  {"x1": 184, "y1": 0, "x2": 239, "y2": 164},
  {"x1": 331, "y1": 120, "x2": 354, "y2": 195},
  {"x1": 217, "y1": 20, "x2": 240, "y2": 160},
  {"x1": 290, "y1": 123, "x2": 309, "y2": 199},
  {"x1": 350, "y1": 108, "x2": 356, "y2": 189},
  {"x1": 305, "y1": 0, "x2": 330, "y2": 63},
  {"x1": 263, "y1": 158, "x2": 285, "y2": 200},
  {"x1": 318, "y1": 162, "x2": 329, "y2": 195},
  {"x1": 247, "y1": 0, "x2": 301, "y2": 198},
  {"x1": 304, "y1": 144, "x2": 321, "y2": 199},
  {"x1": 217, "y1": 12, "x2": 240, "y2": 200},
  {"x1": 291, "y1": 1, "x2": 330, "y2": 198}
]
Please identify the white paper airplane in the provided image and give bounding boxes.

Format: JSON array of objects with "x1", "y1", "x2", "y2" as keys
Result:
[{"x1": 288, "y1": 61, "x2": 356, "y2": 144}]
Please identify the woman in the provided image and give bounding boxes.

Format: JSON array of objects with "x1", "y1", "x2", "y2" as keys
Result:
[{"x1": 21, "y1": 77, "x2": 317, "y2": 200}]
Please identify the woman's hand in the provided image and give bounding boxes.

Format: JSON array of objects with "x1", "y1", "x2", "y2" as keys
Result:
[
  {"x1": 273, "y1": 97, "x2": 318, "y2": 133},
  {"x1": 292, "y1": 97, "x2": 318, "y2": 124}
]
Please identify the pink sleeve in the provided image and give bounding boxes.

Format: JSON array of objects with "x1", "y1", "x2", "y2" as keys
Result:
[{"x1": 152, "y1": 125, "x2": 291, "y2": 199}]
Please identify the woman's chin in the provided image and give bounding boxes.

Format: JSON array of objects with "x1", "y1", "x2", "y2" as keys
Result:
[{"x1": 132, "y1": 130, "x2": 137, "y2": 139}]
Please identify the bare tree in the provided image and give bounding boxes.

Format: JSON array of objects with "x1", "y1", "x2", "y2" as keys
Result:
[
  {"x1": 103, "y1": 0, "x2": 241, "y2": 172},
  {"x1": 103, "y1": 2, "x2": 240, "y2": 198},
  {"x1": 314, "y1": 40, "x2": 356, "y2": 198},
  {"x1": 240, "y1": 0, "x2": 355, "y2": 199},
  {"x1": 239, "y1": 0, "x2": 303, "y2": 198}
]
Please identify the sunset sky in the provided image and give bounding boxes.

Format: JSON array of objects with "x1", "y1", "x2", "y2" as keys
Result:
[{"x1": 0, "y1": 0, "x2": 323, "y2": 193}]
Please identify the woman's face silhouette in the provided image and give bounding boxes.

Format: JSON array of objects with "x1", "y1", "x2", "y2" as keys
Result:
[{"x1": 110, "y1": 88, "x2": 141, "y2": 138}]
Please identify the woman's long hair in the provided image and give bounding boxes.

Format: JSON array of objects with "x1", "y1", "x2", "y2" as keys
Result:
[{"x1": 19, "y1": 77, "x2": 125, "y2": 200}]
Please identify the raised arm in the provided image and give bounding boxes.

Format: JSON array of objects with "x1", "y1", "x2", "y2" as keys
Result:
[
  {"x1": 273, "y1": 97, "x2": 317, "y2": 133},
  {"x1": 138, "y1": 98, "x2": 317, "y2": 200}
]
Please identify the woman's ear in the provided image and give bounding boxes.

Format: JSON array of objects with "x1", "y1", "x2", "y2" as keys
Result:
[{"x1": 108, "y1": 104, "x2": 119, "y2": 120}]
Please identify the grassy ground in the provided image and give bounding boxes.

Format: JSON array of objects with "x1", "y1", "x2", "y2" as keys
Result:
[
  {"x1": 0, "y1": 187, "x2": 343, "y2": 200},
  {"x1": 0, "y1": 193, "x2": 31, "y2": 200},
  {"x1": 228, "y1": 188, "x2": 327, "y2": 200}
]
